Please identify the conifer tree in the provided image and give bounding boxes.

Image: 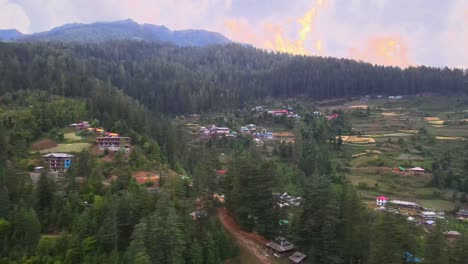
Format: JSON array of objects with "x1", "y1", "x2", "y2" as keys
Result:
[
  {"x1": 425, "y1": 224, "x2": 448, "y2": 264},
  {"x1": 0, "y1": 187, "x2": 10, "y2": 220}
]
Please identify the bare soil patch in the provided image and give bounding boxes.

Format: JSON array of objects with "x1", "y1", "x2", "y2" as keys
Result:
[
  {"x1": 31, "y1": 139, "x2": 57, "y2": 151},
  {"x1": 217, "y1": 208, "x2": 273, "y2": 264}
]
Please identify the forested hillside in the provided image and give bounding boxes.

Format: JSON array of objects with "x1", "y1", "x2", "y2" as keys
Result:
[
  {"x1": 0, "y1": 41, "x2": 466, "y2": 114},
  {"x1": 0, "y1": 40, "x2": 467, "y2": 264}
]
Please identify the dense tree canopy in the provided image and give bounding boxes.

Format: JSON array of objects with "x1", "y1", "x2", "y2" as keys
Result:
[{"x1": 0, "y1": 41, "x2": 466, "y2": 115}]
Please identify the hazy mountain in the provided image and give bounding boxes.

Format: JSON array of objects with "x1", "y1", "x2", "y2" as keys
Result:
[
  {"x1": 0, "y1": 19, "x2": 231, "y2": 46},
  {"x1": 0, "y1": 29, "x2": 24, "y2": 41}
]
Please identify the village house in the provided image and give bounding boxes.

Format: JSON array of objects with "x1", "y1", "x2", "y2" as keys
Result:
[
  {"x1": 388, "y1": 200, "x2": 421, "y2": 210},
  {"x1": 289, "y1": 251, "x2": 307, "y2": 264},
  {"x1": 435, "y1": 211, "x2": 445, "y2": 219},
  {"x1": 87, "y1": 127, "x2": 105, "y2": 134},
  {"x1": 409, "y1": 167, "x2": 425, "y2": 175},
  {"x1": 456, "y1": 209, "x2": 468, "y2": 220},
  {"x1": 96, "y1": 136, "x2": 131, "y2": 152},
  {"x1": 240, "y1": 123, "x2": 257, "y2": 134},
  {"x1": 199, "y1": 125, "x2": 236, "y2": 138},
  {"x1": 444, "y1": 231, "x2": 461, "y2": 242},
  {"x1": 252, "y1": 106, "x2": 264, "y2": 112},
  {"x1": 376, "y1": 196, "x2": 388, "y2": 206},
  {"x1": 420, "y1": 211, "x2": 437, "y2": 221},
  {"x1": 268, "y1": 109, "x2": 289, "y2": 116},
  {"x1": 217, "y1": 170, "x2": 228, "y2": 175},
  {"x1": 43, "y1": 153, "x2": 74, "y2": 172},
  {"x1": 210, "y1": 126, "x2": 230, "y2": 135},
  {"x1": 272, "y1": 132, "x2": 295, "y2": 143},
  {"x1": 266, "y1": 236, "x2": 295, "y2": 255},
  {"x1": 254, "y1": 131, "x2": 274, "y2": 141},
  {"x1": 76, "y1": 121, "x2": 90, "y2": 130}
]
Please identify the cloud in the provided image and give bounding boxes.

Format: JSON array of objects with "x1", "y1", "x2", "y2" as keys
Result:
[
  {"x1": 0, "y1": 0, "x2": 30, "y2": 32},
  {"x1": 223, "y1": 0, "x2": 326, "y2": 56},
  {"x1": 0, "y1": 0, "x2": 466, "y2": 68},
  {"x1": 348, "y1": 36, "x2": 412, "y2": 68}
]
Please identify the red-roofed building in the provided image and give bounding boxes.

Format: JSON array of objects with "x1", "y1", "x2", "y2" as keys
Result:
[
  {"x1": 376, "y1": 196, "x2": 388, "y2": 206},
  {"x1": 217, "y1": 170, "x2": 227, "y2": 175}
]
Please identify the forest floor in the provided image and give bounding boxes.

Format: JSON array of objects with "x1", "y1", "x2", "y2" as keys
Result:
[{"x1": 217, "y1": 207, "x2": 276, "y2": 264}]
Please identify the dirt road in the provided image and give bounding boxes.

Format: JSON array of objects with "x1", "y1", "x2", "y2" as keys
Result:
[{"x1": 217, "y1": 208, "x2": 275, "y2": 264}]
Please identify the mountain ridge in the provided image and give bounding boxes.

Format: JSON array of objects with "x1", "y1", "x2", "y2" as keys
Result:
[{"x1": 0, "y1": 19, "x2": 231, "y2": 46}]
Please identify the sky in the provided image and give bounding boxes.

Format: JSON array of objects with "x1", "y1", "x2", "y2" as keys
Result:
[{"x1": 1, "y1": 0, "x2": 467, "y2": 68}]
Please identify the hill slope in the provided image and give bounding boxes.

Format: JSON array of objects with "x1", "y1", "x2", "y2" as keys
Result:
[
  {"x1": 0, "y1": 29, "x2": 23, "y2": 41},
  {"x1": 0, "y1": 19, "x2": 231, "y2": 46}
]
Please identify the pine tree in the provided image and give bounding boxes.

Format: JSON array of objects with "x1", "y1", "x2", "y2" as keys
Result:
[
  {"x1": 341, "y1": 184, "x2": 369, "y2": 263},
  {"x1": 37, "y1": 172, "x2": 55, "y2": 212},
  {"x1": 0, "y1": 187, "x2": 10, "y2": 220},
  {"x1": 425, "y1": 224, "x2": 447, "y2": 264},
  {"x1": 11, "y1": 206, "x2": 41, "y2": 252},
  {"x1": 189, "y1": 239, "x2": 204, "y2": 264}
]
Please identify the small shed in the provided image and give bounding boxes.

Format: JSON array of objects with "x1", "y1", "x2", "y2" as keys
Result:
[{"x1": 289, "y1": 251, "x2": 307, "y2": 263}]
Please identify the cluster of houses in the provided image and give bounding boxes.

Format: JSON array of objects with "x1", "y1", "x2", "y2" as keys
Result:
[
  {"x1": 71, "y1": 121, "x2": 132, "y2": 152},
  {"x1": 240, "y1": 124, "x2": 257, "y2": 134},
  {"x1": 252, "y1": 106, "x2": 301, "y2": 119},
  {"x1": 275, "y1": 192, "x2": 302, "y2": 208},
  {"x1": 267, "y1": 109, "x2": 301, "y2": 119},
  {"x1": 240, "y1": 124, "x2": 296, "y2": 144},
  {"x1": 199, "y1": 125, "x2": 237, "y2": 139},
  {"x1": 376, "y1": 196, "x2": 444, "y2": 226},
  {"x1": 70, "y1": 121, "x2": 132, "y2": 152},
  {"x1": 39, "y1": 121, "x2": 132, "y2": 173},
  {"x1": 376, "y1": 195, "x2": 468, "y2": 234}
]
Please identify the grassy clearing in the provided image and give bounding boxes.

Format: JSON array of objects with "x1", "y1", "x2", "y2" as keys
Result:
[
  {"x1": 40, "y1": 143, "x2": 91, "y2": 153},
  {"x1": 418, "y1": 199, "x2": 455, "y2": 211},
  {"x1": 64, "y1": 132, "x2": 82, "y2": 142}
]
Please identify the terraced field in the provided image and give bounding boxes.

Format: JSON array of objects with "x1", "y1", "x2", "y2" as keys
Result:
[{"x1": 336, "y1": 96, "x2": 468, "y2": 212}]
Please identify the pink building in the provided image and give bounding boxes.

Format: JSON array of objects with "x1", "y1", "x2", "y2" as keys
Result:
[{"x1": 376, "y1": 196, "x2": 388, "y2": 206}]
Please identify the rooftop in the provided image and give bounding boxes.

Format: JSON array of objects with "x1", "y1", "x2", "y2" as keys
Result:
[
  {"x1": 266, "y1": 236, "x2": 295, "y2": 252},
  {"x1": 43, "y1": 153, "x2": 74, "y2": 158},
  {"x1": 421, "y1": 211, "x2": 436, "y2": 216},
  {"x1": 444, "y1": 231, "x2": 461, "y2": 236},
  {"x1": 289, "y1": 251, "x2": 307, "y2": 263},
  {"x1": 389, "y1": 200, "x2": 420, "y2": 207},
  {"x1": 457, "y1": 209, "x2": 468, "y2": 215}
]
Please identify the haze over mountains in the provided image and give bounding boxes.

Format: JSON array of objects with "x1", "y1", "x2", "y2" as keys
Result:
[{"x1": 0, "y1": 19, "x2": 231, "y2": 46}]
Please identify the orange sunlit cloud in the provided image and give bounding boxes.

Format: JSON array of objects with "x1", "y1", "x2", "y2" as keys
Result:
[
  {"x1": 223, "y1": 18, "x2": 265, "y2": 48},
  {"x1": 223, "y1": 0, "x2": 326, "y2": 56},
  {"x1": 348, "y1": 36, "x2": 412, "y2": 68},
  {"x1": 264, "y1": 0, "x2": 326, "y2": 55}
]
